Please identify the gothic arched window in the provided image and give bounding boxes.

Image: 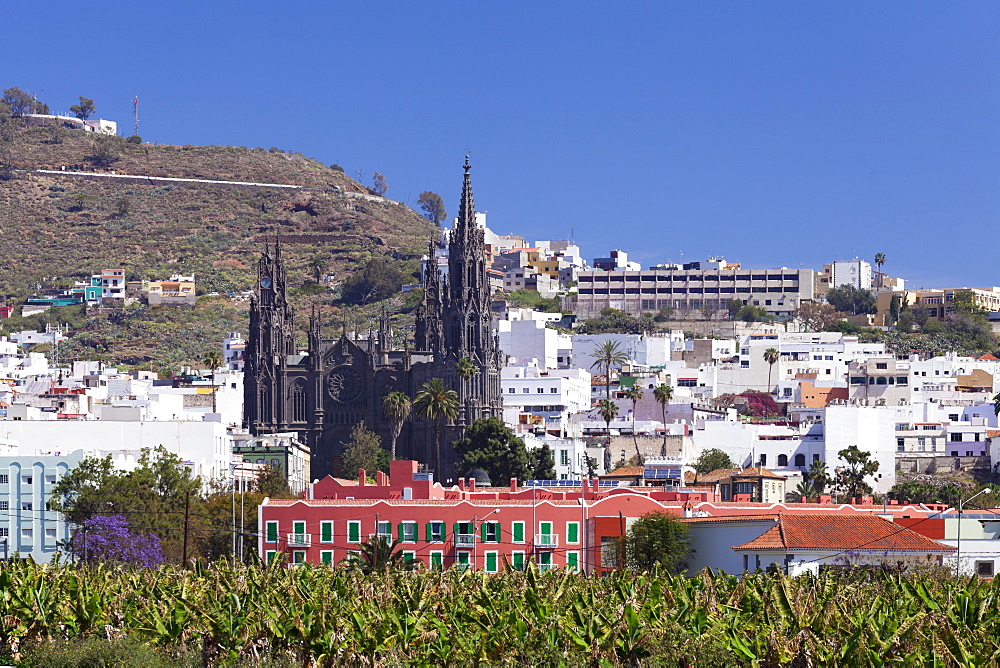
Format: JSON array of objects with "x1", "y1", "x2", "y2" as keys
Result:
[{"x1": 291, "y1": 381, "x2": 308, "y2": 423}]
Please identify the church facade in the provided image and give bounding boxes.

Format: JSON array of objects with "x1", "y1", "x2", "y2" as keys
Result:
[{"x1": 244, "y1": 159, "x2": 504, "y2": 480}]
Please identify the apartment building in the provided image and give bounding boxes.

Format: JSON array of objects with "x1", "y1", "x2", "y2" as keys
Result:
[{"x1": 570, "y1": 266, "x2": 815, "y2": 318}]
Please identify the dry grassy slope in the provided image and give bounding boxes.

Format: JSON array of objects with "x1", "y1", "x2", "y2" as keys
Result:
[{"x1": 0, "y1": 123, "x2": 436, "y2": 297}]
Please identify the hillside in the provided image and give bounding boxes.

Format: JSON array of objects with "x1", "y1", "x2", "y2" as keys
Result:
[{"x1": 0, "y1": 120, "x2": 437, "y2": 298}]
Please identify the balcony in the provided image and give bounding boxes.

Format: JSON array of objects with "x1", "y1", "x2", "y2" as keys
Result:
[
  {"x1": 454, "y1": 533, "x2": 476, "y2": 547},
  {"x1": 535, "y1": 534, "x2": 559, "y2": 548},
  {"x1": 286, "y1": 532, "x2": 311, "y2": 547}
]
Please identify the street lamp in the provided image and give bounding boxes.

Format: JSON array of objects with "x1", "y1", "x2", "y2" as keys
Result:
[{"x1": 956, "y1": 487, "x2": 991, "y2": 575}]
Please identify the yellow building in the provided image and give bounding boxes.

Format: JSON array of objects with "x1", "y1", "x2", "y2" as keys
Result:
[
  {"x1": 148, "y1": 274, "x2": 196, "y2": 306},
  {"x1": 875, "y1": 287, "x2": 1000, "y2": 325}
]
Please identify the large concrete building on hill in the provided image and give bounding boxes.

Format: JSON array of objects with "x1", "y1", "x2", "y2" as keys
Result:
[{"x1": 244, "y1": 158, "x2": 504, "y2": 480}]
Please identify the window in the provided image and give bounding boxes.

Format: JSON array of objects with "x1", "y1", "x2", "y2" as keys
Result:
[
  {"x1": 485, "y1": 551, "x2": 499, "y2": 573},
  {"x1": 21, "y1": 475, "x2": 31, "y2": 485},
  {"x1": 567, "y1": 551, "x2": 579, "y2": 571},
  {"x1": 876, "y1": 363, "x2": 888, "y2": 370},
  {"x1": 777, "y1": 454, "x2": 788, "y2": 467},
  {"x1": 951, "y1": 433, "x2": 963, "y2": 442},
  {"x1": 949, "y1": 414, "x2": 960, "y2": 422},
  {"x1": 481, "y1": 521, "x2": 500, "y2": 543},
  {"x1": 538, "y1": 551, "x2": 552, "y2": 572},
  {"x1": 0, "y1": 475, "x2": 7, "y2": 484},
  {"x1": 759, "y1": 454, "x2": 767, "y2": 466},
  {"x1": 741, "y1": 361, "x2": 750, "y2": 369},
  {"x1": 566, "y1": 521, "x2": 580, "y2": 544},
  {"x1": 377, "y1": 521, "x2": 392, "y2": 539},
  {"x1": 403, "y1": 550, "x2": 417, "y2": 566},
  {"x1": 511, "y1": 551, "x2": 525, "y2": 571},
  {"x1": 399, "y1": 521, "x2": 417, "y2": 543},
  {"x1": 550, "y1": 387, "x2": 558, "y2": 393},
  {"x1": 430, "y1": 551, "x2": 444, "y2": 569},
  {"x1": 45, "y1": 528, "x2": 56, "y2": 539},
  {"x1": 508, "y1": 388, "x2": 515, "y2": 394},
  {"x1": 347, "y1": 521, "x2": 361, "y2": 543},
  {"x1": 537, "y1": 388, "x2": 544, "y2": 394},
  {"x1": 976, "y1": 561, "x2": 994, "y2": 577},
  {"x1": 522, "y1": 388, "x2": 529, "y2": 394},
  {"x1": 44, "y1": 474, "x2": 56, "y2": 484},
  {"x1": 291, "y1": 550, "x2": 306, "y2": 565},
  {"x1": 21, "y1": 502, "x2": 31, "y2": 511},
  {"x1": 0, "y1": 528, "x2": 7, "y2": 537},
  {"x1": 320, "y1": 551, "x2": 334, "y2": 565},
  {"x1": 426, "y1": 521, "x2": 445, "y2": 542},
  {"x1": 456, "y1": 551, "x2": 471, "y2": 569},
  {"x1": 512, "y1": 521, "x2": 525, "y2": 543},
  {"x1": 265, "y1": 521, "x2": 279, "y2": 543},
  {"x1": 21, "y1": 528, "x2": 32, "y2": 539},
  {"x1": 320, "y1": 521, "x2": 333, "y2": 543},
  {"x1": 794, "y1": 454, "x2": 805, "y2": 467},
  {"x1": 560, "y1": 450, "x2": 570, "y2": 466},
  {"x1": 0, "y1": 501, "x2": 7, "y2": 511}
]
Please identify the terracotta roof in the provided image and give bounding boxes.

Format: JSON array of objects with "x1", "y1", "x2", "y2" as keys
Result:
[
  {"x1": 735, "y1": 466, "x2": 784, "y2": 480},
  {"x1": 979, "y1": 353, "x2": 1000, "y2": 361},
  {"x1": 732, "y1": 514, "x2": 955, "y2": 553},
  {"x1": 603, "y1": 466, "x2": 644, "y2": 477},
  {"x1": 265, "y1": 498, "x2": 582, "y2": 507},
  {"x1": 697, "y1": 466, "x2": 784, "y2": 483},
  {"x1": 683, "y1": 470, "x2": 697, "y2": 484},
  {"x1": 697, "y1": 468, "x2": 743, "y2": 483}
]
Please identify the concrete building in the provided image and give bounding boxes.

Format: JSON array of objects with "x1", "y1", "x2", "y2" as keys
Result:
[
  {"x1": 571, "y1": 265, "x2": 815, "y2": 318},
  {"x1": 231, "y1": 431, "x2": 311, "y2": 495},
  {"x1": 501, "y1": 364, "x2": 591, "y2": 436},
  {"x1": 147, "y1": 274, "x2": 196, "y2": 306}
]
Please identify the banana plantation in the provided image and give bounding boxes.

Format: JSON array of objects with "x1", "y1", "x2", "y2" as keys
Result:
[{"x1": 2, "y1": 560, "x2": 999, "y2": 666}]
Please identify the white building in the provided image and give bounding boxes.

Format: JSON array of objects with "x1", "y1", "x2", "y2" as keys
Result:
[
  {"x1": 501, "y1": 364, "x2": 591, "y2": 436},
  {"x1": 828, "y1": 258, "x2": 873, "y2": 290}
]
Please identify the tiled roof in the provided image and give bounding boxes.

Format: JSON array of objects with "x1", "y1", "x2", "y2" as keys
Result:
[
  {"x1": 732, "y1": 514, "x2": 955, "y2": 553},
  {"x1": 979, "y1": 353, "x2": 1000, "y2": 361},
  {"x1": 603, "y1": 466, "x2": 644, "y2": 477},
  {"x1": 987, "y1": 430, "x2": 1000, "y2": 439},
  {"x1": 697, "y1": 466, "x2": 784, "y2": 483},
  {"x1": 735, "y1": 466, "x2": 784, "y2": 480},
  {"x1": 265, "y1": 498, "x2": 583, "y2": 507},
  {"x1": 697, "y1": 468, "x2": 743, "y2": 483}
]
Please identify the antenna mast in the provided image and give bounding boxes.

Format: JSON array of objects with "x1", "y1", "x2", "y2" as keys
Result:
[{"x1": 132, "y1": 96, "x2": 139, "y2": 137}]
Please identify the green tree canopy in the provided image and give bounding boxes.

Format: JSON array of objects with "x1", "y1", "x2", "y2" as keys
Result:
[
  {"x1": 69, "y1": 96, "x2": 95, "y2": 120},
  {"x1": 694, "y1": 448, "x2": 735, "y2": 474},
  {"x1": 833, "y1": 445, "x2": 878, "y2": 500},
  {"x1": 530, "y1": 443, "x2": 557, "y2": 480},
  {"x1": 340, "y1": 421, "x2": 389, "y2": 478},
  {"x1": 371, "y1": 172, "x2": 388, "y2": 196},
  {"x1": 826, "y1": 284, "x2": 877, "y2": 315},
  {"x1": 417, "y1": 191, "x2": 447, "y2": 225},
  {"x1": 342, "y1": 536, "x2": 417, "y2": 573},
  {"x1": 339, "y1": 258, "x2": 411, "y2": 305},
  {"x1": 414, "y1": 377, "x2": 460, "y2": 477},
  {"x1": 2, "y1": 86, "x2": 46, "y2": 117},
  {"x1": 452, "y1": 417, "x2": 531, "y2": 483},
  {"x1": 255, "y1": 463, "x2": 292, "y2": 497},
  {"x1": 577, "y1": 309, "x2": 656, "y2": 335},
  {"x1": 614, "y1": 511, "x2": 692, "y2": 573}
]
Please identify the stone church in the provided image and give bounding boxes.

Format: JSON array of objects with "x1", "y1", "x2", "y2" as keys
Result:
[{"x1": 244, "y1": 158, "x2": 504, "y2": 480}]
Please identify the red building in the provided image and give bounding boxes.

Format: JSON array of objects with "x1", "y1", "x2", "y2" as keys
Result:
[{"x1": 258, "y1": 460, "x2": 710, "y2": 572}]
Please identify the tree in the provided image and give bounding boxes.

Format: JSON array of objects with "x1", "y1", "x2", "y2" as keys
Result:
[
  {"x1": 874, "y1": 252, "x2": 886, "y2": 288},
  {"x1": 614, "y1": 512, "x2": 691, "y2": 573},
  {"x1": 826, "y1": 284, "x2": 877, "y2": 315},
  {"x1": 71, "y1": 515, "x2": 162, "y2": 567},
  {"x1": 793, "y1": 481, "x2": 815, "y2": 502},
  {"x1": 653, "y1": 384, "x2": 673, "y2": 456},
  {"x1": 624, "y1": 386, "x2": 644, "y2": 464},
  {"x1": 417, "y1": 191, "x2": 447, "y2": 225},
  {"x1": 414, "y1": 378, "x2": 459, "y2": 477},
  {"x1": 736, "y1": 305, "x2": 771, "y2": 323},
  {"x1": 382, "y1": 391, "x2": 411, "y2": 460},
  {"x1": 590, "y1": 340, "x2": 628, "y2": 401},
  {"x1": 763, "y1": 348, "x2": 779, "y2": 403},
  {"x1": 69, "y1": 96, "x2": 96, "y2": 120},
  {"x1": 87, "y1": 135, "x2": 120, "y2": 168},
  {"x1": 255, "y1": 463, "x2": 292, "y2": 497},
  {"x1": 343, "y1": 536, "x2": 417, "y2": 574},
  {"x1": 794, "y1": 302, "x2": 840, "y2": 331},
  {"x1": 807, "y1": 460, "x2": 829, "y2": 495},
  {"x1": 888, "y1": 294, "x2": 902, "y2": 325},
  {"x1": 339, "y1": 258, "x2": 410, "y2": 305},
  {"x1": 952, "y1": 289, "x2": 987, "y2": 317},
  {"x1": 340, "y1": 421, "x2": 389, "y2": 478},
  {"x1": 307, "y1": 254, "x2": 328, "y2": 284},
  {"x1": 994, "y1": 392, "x2": 1000, "y2": 418},
  {"x1": 530, "y1": 443, "x2": 557, "y2": 480},
  {"x1": 694, "y1": 448, "x2": 734, "y2": 474},
  {"x1": 833, "y1": 445, "x2": 878, "y2": 500},
  {"x1": 452, "y1": 417, "x2": 531, "y2": 483},
  {"x1": 2, "y1": 86, "x2": 40, "y2": 118},
  {"x1": 371, "y1": 172, "x2": 388, "y2": 196},
  {"x1": 203, "y1": 350, "x2": 223, "y2": 372},
  {"x1": 455, "y1": 357, "x2": 477, "y2": 425},
  {"x1": 597, "y1": 399, "x2": 619, "y2": 472},
  {"x1": 726, "y1": 299, "x2": 744, "y2": 319}
]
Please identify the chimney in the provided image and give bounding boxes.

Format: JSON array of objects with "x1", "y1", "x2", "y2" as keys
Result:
[
  {"x1": 458, "y1": 478, "x2": 466, "y2": 492},
  {"x1": 376, "y1": 471, "x2": 388, "y2": 486},
  {"x1": 468, "y1": 477, "x2": 476, "y2": 493},
  {"x1": 358, "y1": 469, "x2": 366, "y2": 486},
  {"x1": 510, "y1": 478, "x2": 517, "y2": 492}
]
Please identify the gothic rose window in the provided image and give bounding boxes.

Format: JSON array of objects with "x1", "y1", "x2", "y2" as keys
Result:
[{"x1": 327, "y1": 367, "x2": 363, "y2": 404}]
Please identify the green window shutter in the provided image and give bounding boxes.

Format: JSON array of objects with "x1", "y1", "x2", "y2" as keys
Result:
[
  {"x1": 425, "y1": 522, "x2": 433, "y2": 541},
  {"x1": 567, "y1": 522, "x2": 579, "y2": 543},
  {"x1": 398, "y1": 523, "x2": 405, "y2": 541},
  {"x1": 513, "y1": 522, "x2": 524, "y2": 542},
  {"x1": 458, "y1": 551, "x2": 469, "y2": 564},
  {"x1": 293, "y1": 521, "x2": 305, "y2": 534},
  {"x1": 486, "y1": 552, "x2": 497, "y2": 572},
  {"x1": 431, "y1": 552, "x2": 442, "y2": 568},
  {"x1": 567, "y1": 551, "x2": 578, "y2": 569},
  {"x1": 348, "y1": 522, "x2": 360, "y2": 543},
  {"x1": 321, "y1": 551, "x2": 333, "y2": 565},
  {"x1": 453, "y1": 522, "x2": 460, "y2": 538},
  {"x1": 481, "y1": 522, "x2": 488, "y2": 541},
  {"x1": 266, "y1": 522, "x2": 278, "y2": 542},
  {"x1": 513, "y1": 552, "x2": 524, "y2": 570},
  {"x1": 321, "y1": 522, "x2": 332, "y2": 543},
  {"x1": 540, "y1": 522, "x2": 552, "y2": 537},
  {"x1": 539, "y1": 552, "x2": 551, "y2": 566}
]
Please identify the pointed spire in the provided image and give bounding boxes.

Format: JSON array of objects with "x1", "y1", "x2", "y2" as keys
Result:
[{"x1": 457, "y1": 155, "x2": 475, "y2": 232}]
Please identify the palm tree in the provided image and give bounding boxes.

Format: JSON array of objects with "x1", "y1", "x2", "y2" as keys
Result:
[
  {"x1": 203, "y1": 350, "x2": 223, "y2": 412},
  {"x1": 807, "y1": 460, "x2": 828, "y2": 495},
  {"x1": 342, "y1": 536, "x2": 416, "y2": 574},
  {"x1": 874, "y1": 252, "x2": 886, "y2": 289},
  {"x1": 591, "y1": 340, "x2": 628, "y2": 401},
  {"x1": 763, "y1": 347, "x2": 779, "y2": 418},
  {"x1": 455, "y1": 357, "x2": 478, "y2": 423},
  {"x1": 414, "y1": 377, "x2": 459, "y2": 477},
  {"x1": 307, "y1": 254, "x2": 327, "y2": 284},
  {"x1": 993, "y1": 392, "x2": 1000, "y2": 419},
  {"x1": 793, "y1": 480, "x2": 815, "y2": 502},
  {"x1": 597, "y1": 398, "x2": 619, "y2": 471},
  {"x1": 382, "y1": 391, "x2": 411, "y2": 460},
  {"x1": 624, "y1": 386, "x2": 643, "y2": 464},
  {"x1": 653, "y1": 384, "x2": 673, "y2": 456}
]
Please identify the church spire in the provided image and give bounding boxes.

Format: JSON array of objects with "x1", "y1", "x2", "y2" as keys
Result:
[{"x1": 457, "y1": 155, "x2": 475, "y2": 232}]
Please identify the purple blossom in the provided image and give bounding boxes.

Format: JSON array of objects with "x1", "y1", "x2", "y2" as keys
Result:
[{"x1": 72, "y1": 514, "x2": 163, "y2": 567}]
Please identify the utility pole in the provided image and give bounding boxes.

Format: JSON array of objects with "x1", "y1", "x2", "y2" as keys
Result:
[{"x1": 182, "y1": 490, "x2": 190, "y2": 566}]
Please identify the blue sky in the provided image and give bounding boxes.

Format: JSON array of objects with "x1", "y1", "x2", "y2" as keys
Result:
[{"x1": 6, "y1": 1, "x2": 998, "y2": 288}]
